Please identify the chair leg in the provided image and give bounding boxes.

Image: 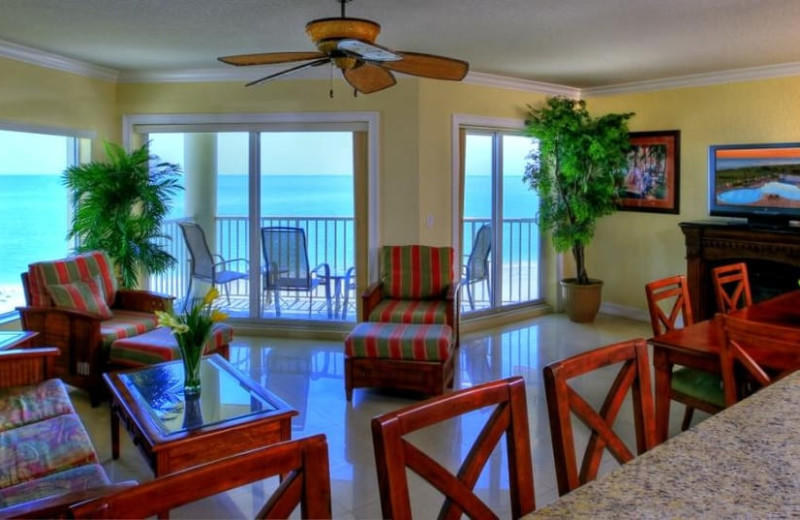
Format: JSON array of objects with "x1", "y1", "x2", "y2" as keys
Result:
[
  {"x1": 222, "y1": 282, "x2": 231, "y2": 305},
  {"x1": 466, "y1": 283, "x2": 475, "y2": 311},
  {"x1": 274, "y1": 287, "x2": 282, "y2": 317},
  {"x1": 681, "y1": 405, "x2": 694, "y2": 431},
  {"x1": 183, "y1": 277, "x2": 194, "y2": 313}
]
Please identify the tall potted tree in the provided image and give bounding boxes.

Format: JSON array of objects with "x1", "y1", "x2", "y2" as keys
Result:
[
  {"x1": 524, "y1": 96, "x2": 633, "y2": 322},
  {"x1": 63, "y1": 141, "x2": 182, "y2": 288}
]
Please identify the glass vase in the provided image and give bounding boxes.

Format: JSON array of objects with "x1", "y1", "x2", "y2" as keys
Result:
[{"x1": 179, "y1": 342, "x2": 204, "y2": 397}]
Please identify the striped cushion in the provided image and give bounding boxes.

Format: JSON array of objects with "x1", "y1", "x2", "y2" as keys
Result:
[
  {"x1": 0, "y1": 414, "x2": 98, "y2": 489},
  {"x1": 28, "y1": 251, "x2": 118, "y2": 308},
  {"x1": 344, "y1": 323, "x2": 453, "y2": 361},
  {"x1": 382, "y1": 245, "x2": 454, "y2": 299},
  {"x1": 0, "y1": 463, "x2": 110, "y2": 508},
  {"x1": 45, "y1": 276, "x2": 113, "y2": 319},
  {"x1": 100, "y1": 310, "x2": 159, "y2": 348},
  {"x1": 0, "y1": 380, "x2": 74, "y2": 433},
  {"x1": 368, "y1": 299, "x2": 448, "y2": 325},
  {"x1": 109, "y1": 323, "x2": 234, "y2": 367}
]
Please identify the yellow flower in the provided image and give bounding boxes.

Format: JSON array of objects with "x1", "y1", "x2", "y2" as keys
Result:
[
  {"x1": 173, "y1": 323, "x2": 190, "y2": 334},
  {"x1": 210, "y1": 309, "x2": 228, "y2": 323},
  {"x1": 202, "y1": 287, "x2": 219, "y2": 307}
]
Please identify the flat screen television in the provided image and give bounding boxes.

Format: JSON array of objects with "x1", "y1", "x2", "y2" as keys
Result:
[{"x1": 709, "y1": 142, "x2": 800, "y2": 228}]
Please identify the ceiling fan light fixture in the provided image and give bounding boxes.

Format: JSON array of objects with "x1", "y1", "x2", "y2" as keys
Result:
[{"x1": 305, "y1": 18, "x2": 381, "y2": 46}]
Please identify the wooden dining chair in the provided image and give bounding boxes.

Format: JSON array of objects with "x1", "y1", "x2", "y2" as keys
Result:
[
  {"x1": 69, "y1": 434, "x2": 332, "y2": 519},
  {"x1": 371, "y1": 376, "x2": 536, "y2": 519},
  {"x1": 544, "y1": 338, "x2": 658, "y2": 496},
  {"x1": 716, "y1": 313, "x2": 800, "y2": 406},
  {"x1": 711, "y1": 262, "x2": 753, "y2": 314},
  {"x1": 645, "y1": 275, "x2": 725, "y2": 431}
]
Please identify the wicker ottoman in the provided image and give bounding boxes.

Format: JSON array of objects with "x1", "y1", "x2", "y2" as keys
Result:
[
  {"x1": 344, "y1": 322, "x2": 454, "y2": 400},
  {"x1": 108, "y1": 323, "x2": 233, "y2": 368}
]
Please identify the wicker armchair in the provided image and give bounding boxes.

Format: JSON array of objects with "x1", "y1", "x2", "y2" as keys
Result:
[{"x1": 17, "y1": 251, "x2": 172, "y2": 406}]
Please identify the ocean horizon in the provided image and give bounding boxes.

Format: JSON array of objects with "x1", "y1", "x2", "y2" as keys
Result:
[{"x1": 0, "y1": 173, "x2": 537, "y2": 289}]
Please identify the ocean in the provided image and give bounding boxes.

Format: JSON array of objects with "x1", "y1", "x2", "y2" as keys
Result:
[{"x1": 0, "y1": 173, "x2": 537, "y2": 287}]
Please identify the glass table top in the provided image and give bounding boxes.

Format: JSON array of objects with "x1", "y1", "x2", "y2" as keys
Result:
[{"x1": 119, "y1": 355, "x2": 281, "y2": 436}]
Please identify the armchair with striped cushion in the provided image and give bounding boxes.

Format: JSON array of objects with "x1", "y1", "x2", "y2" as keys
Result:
[{"x1": 361, "y1": 245, "x2": 460, "y2": 346}]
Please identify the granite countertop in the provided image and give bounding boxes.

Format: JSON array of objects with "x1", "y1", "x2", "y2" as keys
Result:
[{"x1": 528, "y1": 371, "x2": 800, "y2": 519}]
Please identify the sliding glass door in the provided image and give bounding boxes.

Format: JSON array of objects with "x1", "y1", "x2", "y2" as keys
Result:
[
  {"x1": 462, "y1": 129, "x2": 541, "y2": 315},
  {"x1": 145, "y1": 129, "x2": 356, "y2": 323}
]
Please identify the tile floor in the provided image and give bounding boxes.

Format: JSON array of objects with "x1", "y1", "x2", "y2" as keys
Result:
[{"x1": 70, "y1": 312, "x2": 700, "y2": 518}]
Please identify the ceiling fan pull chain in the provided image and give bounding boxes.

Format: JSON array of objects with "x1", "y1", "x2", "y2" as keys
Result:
[{"x1": 329, "y1": 63, "x2": 335, "y2": 98}]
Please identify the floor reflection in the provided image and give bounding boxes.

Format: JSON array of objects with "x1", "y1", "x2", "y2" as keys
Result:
[{"x1": 71, "y1": 312, "x2": 702, "y2": 518}]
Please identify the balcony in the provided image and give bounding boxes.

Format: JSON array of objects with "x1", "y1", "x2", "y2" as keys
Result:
[{"x1": 150, "y1": 216, "x2": 539, "y2": 321}]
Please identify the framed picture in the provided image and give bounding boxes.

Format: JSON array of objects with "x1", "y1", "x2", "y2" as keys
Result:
[{"x1": 618, "y1": 130, "x2": 680, "y2": 214}]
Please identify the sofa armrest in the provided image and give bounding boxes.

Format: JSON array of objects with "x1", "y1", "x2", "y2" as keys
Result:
[
  {"x1": 361, "y1": 281, "x2": 384, "y2": 322},
  {"x1": 0, "y1": 347, "x2": 60, "y2": 388},
  {"x1": 0, "y1": 482, "x2": 137, "y2": 520},
  {"x1": 113, "y1": 289, "x2": 174, "y2": 313}
]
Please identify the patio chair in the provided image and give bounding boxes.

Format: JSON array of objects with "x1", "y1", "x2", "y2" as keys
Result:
[
  {"x1": 261, "y1": 226, "x2": 332, "y2": 318},
  {"x1": 462, "y1": 223, "x2": 492, "y2": 310},
  {"x1": 178, "y1": 221, "x2": 248, "y2": 309}
]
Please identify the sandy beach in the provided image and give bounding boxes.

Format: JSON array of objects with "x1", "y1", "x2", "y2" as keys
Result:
[{"x1": 0, "y1": 284, "x2": 25, "y2": 312}]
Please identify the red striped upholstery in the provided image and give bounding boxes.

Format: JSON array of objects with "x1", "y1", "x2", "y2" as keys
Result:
[
  {"x1": 368, "y1": 299, "x2": 448, "y2": 324},
  {"x1": 109, "y1": 324, "x2": 234, "y2": 367},
  {"x1": 345, "y1": 323, "x2": 453, "y2": 361},
  {"x1": 27, "y1": 251, "x2": 118, "y2": 308},
  {"x1": 45, "y1": 276, "x2": 113, "y2": 319},
  {"x1": 100, "y1": 310, "x2": 159, "y2": 348},
  {"x1": 381, "y1": 245, "x2": 453, "y2": 300}
]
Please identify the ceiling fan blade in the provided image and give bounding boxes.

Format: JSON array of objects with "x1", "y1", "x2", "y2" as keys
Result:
[
  {"x1": 381, "y1": 52, "x2": 469, "y2": 81},
  {"x1": 246, "y1": 58, "x2": 331, "y2": 87},
  {"x1": 337, "y1": 39, "x2": 401, "y2": 62},
  {"x1": 342, "y1": 63, "x2": 396, "y2": 94},
  {"x1": 218, "y1": 51, "x2": 326, "y2": 67}
]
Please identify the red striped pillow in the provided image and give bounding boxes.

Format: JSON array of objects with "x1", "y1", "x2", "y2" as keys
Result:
[
  {"x1": 381, "y1": 245, "x2": 454, "y2": 299},
  {"x1": 45, "y1": 276, "x2": 113, "y2": 319}
]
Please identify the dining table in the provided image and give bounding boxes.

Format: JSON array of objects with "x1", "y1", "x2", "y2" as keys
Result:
[
  {"x1": 526, "y1": 368, "x2": 800, "y2": 518},
  {"x1": 648, "y1": 289, "x2": 800, "y2": 443}
]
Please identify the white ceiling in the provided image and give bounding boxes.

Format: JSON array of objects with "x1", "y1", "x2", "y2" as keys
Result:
[{"x1": 3, "y1": 0, "x2": 800, "y2": 89}]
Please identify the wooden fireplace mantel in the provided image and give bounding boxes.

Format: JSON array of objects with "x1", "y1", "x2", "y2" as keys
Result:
[{"x1": 680, "y1": 220, "x2": 800, "y2": 321}]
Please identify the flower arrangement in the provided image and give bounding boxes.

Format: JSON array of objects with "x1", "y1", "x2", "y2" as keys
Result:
[{"x1": 156, "y1": 287, "x2": 228, "y2": 395}]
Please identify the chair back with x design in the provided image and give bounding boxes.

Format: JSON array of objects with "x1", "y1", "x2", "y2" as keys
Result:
[
  {"x1": 544, "y1": 338, "x2": 657, "y2": 496},
  {"x1": 371, "y1": 376, "x2": 535, "y2": 519}
]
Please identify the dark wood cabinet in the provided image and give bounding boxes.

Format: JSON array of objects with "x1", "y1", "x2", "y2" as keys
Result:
[{"x1": 680, "y1": 221, "x2": 800, "y2": 320}]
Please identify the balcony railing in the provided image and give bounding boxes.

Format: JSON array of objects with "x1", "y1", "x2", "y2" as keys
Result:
[{"x1": 150, "y1": 216, "x2": 538, "y2": 320}]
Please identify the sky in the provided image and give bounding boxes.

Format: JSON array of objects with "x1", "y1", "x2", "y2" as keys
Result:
[
  {"x1": 0, "y1": 130, "x2": 70, "y2": 174},
  {"x1": 0, "y1": 129, "x2": 535, "y2": 177}
]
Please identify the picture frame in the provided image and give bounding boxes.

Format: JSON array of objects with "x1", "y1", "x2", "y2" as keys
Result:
[{"x1": 618, "y1": 130, "x2": 680, "y2": 214}]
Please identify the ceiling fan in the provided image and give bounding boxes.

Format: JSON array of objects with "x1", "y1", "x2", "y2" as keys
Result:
[{"x1": 218, "y1": 0, "x2": 469, "y2": 95}]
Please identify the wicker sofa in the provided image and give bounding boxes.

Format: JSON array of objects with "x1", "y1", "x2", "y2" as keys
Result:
[
  {"x1": 0, "y1": 346, "x2": 131, "y2": 519},
  {"x1": 17, "y1": 251, "x2": 172, "y2": 406}
]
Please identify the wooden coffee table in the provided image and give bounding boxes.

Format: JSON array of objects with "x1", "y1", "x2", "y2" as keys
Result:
[{"x1": 104, "y1": 354, "x2": 297, "y2": 477}]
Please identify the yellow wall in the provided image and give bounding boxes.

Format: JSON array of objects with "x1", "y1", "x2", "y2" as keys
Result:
[
  {"x1": 587, "y1": 76, "x2": 800, "y2": 312},
  {"x1": 0, "y1": 57, "x2": 118, "y2": 153},
  {"x1": 7, "y1": 50, "x2": 800, "y2": 316}
]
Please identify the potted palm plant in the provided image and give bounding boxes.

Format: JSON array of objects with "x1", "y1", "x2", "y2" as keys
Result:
[
  {"x1": 63, "y1": 141, "x2": 182, "y2": 288},
  {"x1": 524, "y1": 96, "x2": 634, "y2": 322}
]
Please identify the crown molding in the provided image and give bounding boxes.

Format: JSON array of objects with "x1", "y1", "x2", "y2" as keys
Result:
[
  {"x1": 463, "y1": 71, "x2": 579, "y2": 97},
  {"x1": 0, "y1": 38, "x2": 118, "y2": 82},
  {"x1": 583, "y1": 61, "x2": 800, "y2": 97},
  {"x1": 5, "y1": 36, "x2": 800, "y2": 97}
]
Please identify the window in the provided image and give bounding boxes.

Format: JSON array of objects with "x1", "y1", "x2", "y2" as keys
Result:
[{"x1": 0, "y1": 129, "x2": 81, "y2": 318}]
